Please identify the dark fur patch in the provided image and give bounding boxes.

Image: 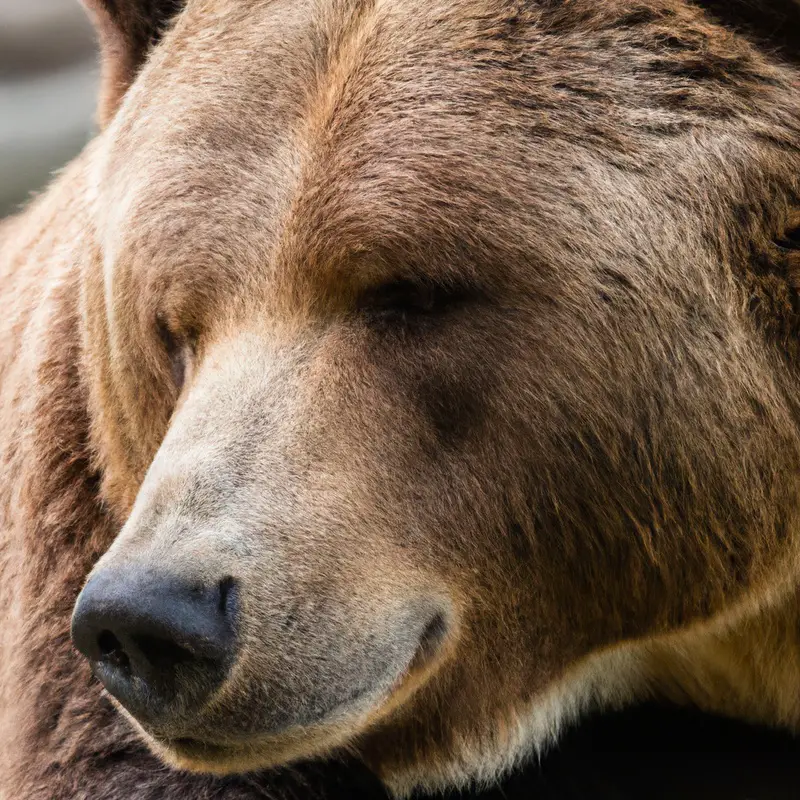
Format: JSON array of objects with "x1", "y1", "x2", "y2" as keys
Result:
[{"x1": 691, "y1": 0, "x2": 800, "y2": 64}]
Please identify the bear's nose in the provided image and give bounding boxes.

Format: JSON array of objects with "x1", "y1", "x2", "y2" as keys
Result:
[{"x1": 70, "y1": 568, "x2": 237, "y2": 723}]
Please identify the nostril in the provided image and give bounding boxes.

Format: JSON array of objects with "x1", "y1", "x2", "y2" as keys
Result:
[
  {"x1": 97, "y1": 630, "x2": 131, "y2": 673},
  {"x1": 132, "y1": 634, "x2": 194, "y2": 671}
]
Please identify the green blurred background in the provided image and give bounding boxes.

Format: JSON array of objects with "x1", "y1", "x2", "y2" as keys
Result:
[{"x1": 0, "y1": 1, "x2": 98, "y2": 217}]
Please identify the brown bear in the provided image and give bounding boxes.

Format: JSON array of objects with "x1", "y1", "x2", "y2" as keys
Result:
[{"x1": 1, "y1": 0, "x2": 800, "y2": 798}]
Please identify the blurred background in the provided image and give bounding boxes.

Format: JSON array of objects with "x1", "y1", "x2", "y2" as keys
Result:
[{"x1": 0, "y1": 1, "x2": 98, "y2": 217}]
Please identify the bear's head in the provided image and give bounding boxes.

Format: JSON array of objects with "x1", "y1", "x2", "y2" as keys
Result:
[{"x1": 70, "y1": 0, "x2": 800, "y2": 794}]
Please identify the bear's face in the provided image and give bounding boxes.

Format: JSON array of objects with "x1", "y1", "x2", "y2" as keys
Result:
[{"x1": 72, "y1": 0, "x2": 800, "y2": 793}]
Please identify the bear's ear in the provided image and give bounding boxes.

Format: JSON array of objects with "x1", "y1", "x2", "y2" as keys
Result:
[
  {"x1": 81, "y1": 0, "x2": 186, "y2": 126},
  {"x1": 694, "y1": 1, "x2": 800, "y2": 63}
]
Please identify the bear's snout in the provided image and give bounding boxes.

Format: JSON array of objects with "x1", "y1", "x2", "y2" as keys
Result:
[{"x1": 71, "y1": 568, "x2": 237, "y2": 724}]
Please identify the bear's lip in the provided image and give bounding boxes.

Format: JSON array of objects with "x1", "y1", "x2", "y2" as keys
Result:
[
  {"x1": 153, "y1": 733, "x2": 241, "y2": 764},
  {"x1": 167, "y1": 736, "x2": 230, "y2": 758},
  {"x1": 147, "y1": 725, "x2": 355, "y2": 774}
]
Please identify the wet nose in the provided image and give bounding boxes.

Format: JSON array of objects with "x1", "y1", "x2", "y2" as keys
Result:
[{"x1": 71, "y1": 568, "x2": 237, "y2": 723}]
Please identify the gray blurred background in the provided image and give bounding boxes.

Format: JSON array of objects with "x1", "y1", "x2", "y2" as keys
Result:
[{"x1": 0, "y1": 0, "x2": 99, "y2": 217}]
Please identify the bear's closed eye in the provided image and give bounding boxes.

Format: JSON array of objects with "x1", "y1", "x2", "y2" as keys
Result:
[
  {"x1": 360, "y1": 279, "x2": 477, "y2": 326},
  {"x1": 156, "y1": 318, "x2": 191, "y2": 391}
]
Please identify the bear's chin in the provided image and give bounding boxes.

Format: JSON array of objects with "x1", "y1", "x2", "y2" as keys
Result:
[{"x1": 121, "y1": 695, "x2": 375, "y2": 778}]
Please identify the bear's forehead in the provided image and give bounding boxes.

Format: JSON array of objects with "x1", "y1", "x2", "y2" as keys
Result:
[{"x1": 96, "y1": 0, "x2": 765, "y2": 307}]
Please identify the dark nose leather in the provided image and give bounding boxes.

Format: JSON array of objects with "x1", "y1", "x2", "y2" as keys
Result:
[{"x1": 71, "y1": 568, "x2": 237, "y2": 723}]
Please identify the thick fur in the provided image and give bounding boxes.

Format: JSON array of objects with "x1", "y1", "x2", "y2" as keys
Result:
[{"x1": 1, "y1": 0, "x2": 800, "y2": 798}]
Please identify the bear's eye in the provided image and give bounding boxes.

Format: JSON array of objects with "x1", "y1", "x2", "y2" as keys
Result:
[
  {"x1": 360, "y1": 279, "x2": 473, "y2": 326},
  {"x1": 156, "y1": 318, "x2": 191, "y2": 392}
]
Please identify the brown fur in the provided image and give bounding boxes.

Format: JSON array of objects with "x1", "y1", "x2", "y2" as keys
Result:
[{"x1": 1, "y1": 0, "x2": 800, "y2": 797}]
